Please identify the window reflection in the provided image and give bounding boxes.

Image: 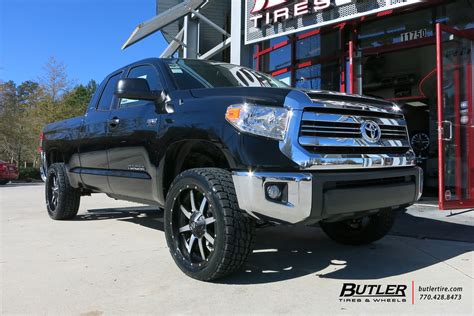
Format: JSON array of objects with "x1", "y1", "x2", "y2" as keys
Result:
[
  {"x1": 295, "y1": 61, "x2": 340, "y2": 91},
  {"x1": 261, "y1": 45, "x2": 291, "y2": 72},
  {"x1": 274, "y1": 72, "x2": 291, "y2": 86},
  {"x1": 297, "y1": 35, "x2": 321, "y2": 60}
]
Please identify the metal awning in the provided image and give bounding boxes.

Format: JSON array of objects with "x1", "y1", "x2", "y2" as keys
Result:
[{"x1": 122, "y1": 0, "x2": 205, "y2": 50}]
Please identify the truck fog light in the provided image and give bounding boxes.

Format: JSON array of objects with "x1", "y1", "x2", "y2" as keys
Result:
[{"x1": 266, "y1": 184, "x2": 282, "y2": 200}]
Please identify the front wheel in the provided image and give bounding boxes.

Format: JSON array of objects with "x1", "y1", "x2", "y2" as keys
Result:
[
  {"x1": 164, "y1": 168, "x2": 255, "y2": 281},
  {"x1": 320, "y1": 208, "x2": 397, "y2": 245}
]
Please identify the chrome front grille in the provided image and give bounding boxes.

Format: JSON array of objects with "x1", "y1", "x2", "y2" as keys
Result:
[{"x1": 298, "y1": 107, "x2": 410, "y2": 154}]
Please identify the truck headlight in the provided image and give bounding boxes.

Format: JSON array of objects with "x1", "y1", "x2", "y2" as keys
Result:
[{"x1": 225, "y1": 104, "x2": 290, "y2": 140}]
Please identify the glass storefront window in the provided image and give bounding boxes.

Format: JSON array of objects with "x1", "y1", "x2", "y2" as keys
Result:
[
  {"x1": 359, "y1": 9, "x2": 434, "y2": 49},
  {"x1": 435, "y1": 1, "x2": 474, "y2": 30},
  {"x1": 295, "y1": 61, "x2": 340, "y2": 91},
  {"x1": 258, "y1": 35, "x2": 292, "y2": 73},
  {"x1": 359, "y1": 3, "x2": 474, "y2": 50},
  {"x1": 296, "y1": 35, "x2": 321, "y2": 60},
  {"x1": 261, "y1": 45, "x2": 291, "y2": 72},
  {"x1": 296, "y1": 31, "x2": 339, "y2": 60}
]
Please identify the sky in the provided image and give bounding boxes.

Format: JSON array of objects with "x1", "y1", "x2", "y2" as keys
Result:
[{"x1": 1, "y1": 0, "x2": 168, "y2": 85}]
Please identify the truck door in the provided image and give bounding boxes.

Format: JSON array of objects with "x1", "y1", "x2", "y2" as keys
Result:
[
  {"x1": 106, "y1": 64, "x2": 164, "y2": 202},
  {"x1": 78, "y1": 72, "x2": 122, "y2": 193}
]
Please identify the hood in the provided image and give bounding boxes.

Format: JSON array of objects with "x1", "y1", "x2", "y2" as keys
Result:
[
  {"x1": 304, "y1": 89, "x2": 396, "y2": 109},
  {"x1": 189, "y1": 87, "x2": 294, "y2": 107}
]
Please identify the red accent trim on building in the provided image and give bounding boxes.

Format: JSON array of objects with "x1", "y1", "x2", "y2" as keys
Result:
[
  {"x1": 349, "y1": 40, "x2": 354, "y2": 94},
  {"x1": 297, "y1": 29, "x2": 320, "y2": 40},
  {"x1": 333, "y1": 22, "x2": 346, "y2": 30},
  {"x1": 273, "y1": 40, "x2": 289, "y2": 50},
  {"x1": 297, "y1": 61, "x2": 312, "y2": 68},
  {"x1": 453, "y1": 67, "x2": 462, "y2": 200},
  {"x1": 271, "y1": 68, "x2": 290, "y2": 76},
  {"x1": 257, "y1": 47, "x2": 272, "y2": 56},
  {"x1": 467, "y1": 64, "x2": 474, "y2": 200},
  {"x1": 376, "y1": 9, "x2": 393, "y2": 17},
  {"x1": 436, "y1": 23, "x2": 445, "y2": 210},
  {"x1": 340, "y1": 68, "x2": 345, "y2": 93},
  {"x1": 254, "y1": 40, "x2": 290, "y2": 57}
]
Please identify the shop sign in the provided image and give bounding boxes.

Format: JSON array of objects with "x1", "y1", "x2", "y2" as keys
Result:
[{"x1": 245, "y1": 0, "x2": 425, "y2": 44}]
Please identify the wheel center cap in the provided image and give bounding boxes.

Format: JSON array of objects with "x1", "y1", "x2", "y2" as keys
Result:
[{"x1": 189, "y1": 212, "x2": 206, "y2": 238}]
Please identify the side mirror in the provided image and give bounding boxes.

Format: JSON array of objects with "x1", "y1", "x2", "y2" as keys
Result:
[{"x1": 115, "y1": 78, "x2": 164, "y2": 103}]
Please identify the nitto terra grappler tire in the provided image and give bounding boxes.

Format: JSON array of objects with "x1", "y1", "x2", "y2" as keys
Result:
[
  {"x1": 164, "y1": 168, "x2": 255, "y2": 281},
  {"x1": 45, "y1": 163, "x2": 81, "y2": 220},
  {"x1": 320, "y1": 208, "x2": 397, "y2": 245}
]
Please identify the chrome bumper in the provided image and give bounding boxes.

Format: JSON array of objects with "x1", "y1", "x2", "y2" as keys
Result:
[
  {"x1": 233, "y1": 167, "x2": 423, "y2": 224},
  {"x1": 232, "y1": 172, "x2": 313, "y2": 224}
]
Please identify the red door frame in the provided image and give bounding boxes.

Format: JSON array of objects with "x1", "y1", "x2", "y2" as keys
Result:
[
  {"x1": 436, "y1": 23, "x2": 474, "y2": 209},
  {"x1": 348, "y1": 40, "x2": 354, "y2": 94}
]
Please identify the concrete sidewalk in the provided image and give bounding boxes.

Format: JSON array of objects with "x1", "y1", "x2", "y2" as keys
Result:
[
  {"x1": 1, "y1": 184, "x2": 472, "y2": 315},
  {"x1": 392, "y1": 200, "x2": 473, "y2": 243}
]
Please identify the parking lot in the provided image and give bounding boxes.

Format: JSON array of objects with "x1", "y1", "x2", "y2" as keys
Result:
[{"x1": 1, "y1": 183, "x2": 473, "y2": 315}]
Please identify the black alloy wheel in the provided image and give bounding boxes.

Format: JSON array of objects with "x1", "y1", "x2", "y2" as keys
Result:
[
  {"x1": 171, "y1": 186, "x2": 216, "y2": 265},
  {"x1": 45, "y1": 163, "x2": 81, "y2": 220},
  {"x1": 164, "y1": 168, "x2": 255, "y2": 281}
]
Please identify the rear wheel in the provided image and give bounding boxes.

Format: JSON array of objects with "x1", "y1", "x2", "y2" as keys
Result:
[
  {"x1": 0, "y1": 180, "x2": 8, "y2": 185},
  {"x1": 320, "y1": 208, "x2": 397, "y2": 245},
  {"x1": 164, "y1": 168, "x2": 255, "y2": 281},
  {"x1": 45, "y1": 163, "x2": 81, "y2": 220}
]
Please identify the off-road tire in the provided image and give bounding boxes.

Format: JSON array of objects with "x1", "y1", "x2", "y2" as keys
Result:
[
  {"x1": 320, "y1": 208, "x2": 397, "y2": 245},
  {"x1": 164, "y1": 168, "x2": 255, "y2": 281},
  {"x1": 45, "y1": 163, "x2": 81, "y2": 220}
]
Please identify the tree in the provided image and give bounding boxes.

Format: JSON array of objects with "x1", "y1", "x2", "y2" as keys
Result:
[
  {"x1": 0, "y1": 57, "x2": 97, "y2": 166},
  {"x1": 60, "y1": 80, "x2": 97, "y2": 120},
  {"x1": 0, "y1": 80, "x2": 44, "y2": 165},
  {"x1": 39, "y1": 56, "x2": 72, "y2": 103}
]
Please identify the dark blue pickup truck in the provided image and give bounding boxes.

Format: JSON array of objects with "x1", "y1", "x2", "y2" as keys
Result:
[{"x1": 41, "y1": 58, "x2": 422, "y2": 281}]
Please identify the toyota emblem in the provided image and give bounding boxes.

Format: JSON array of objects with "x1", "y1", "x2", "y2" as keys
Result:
[{"x1": 361, "y1": 121, "x2": 382, "y2": 143}]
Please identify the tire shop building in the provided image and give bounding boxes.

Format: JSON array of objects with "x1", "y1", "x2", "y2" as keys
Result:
[{"x1": 123, "y1": 0, "x2": 474, "y2": 210}]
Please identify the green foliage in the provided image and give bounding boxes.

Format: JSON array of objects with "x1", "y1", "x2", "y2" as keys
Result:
[
  {"x1": 0, "y1": 57, "x2": 97, "y2": 166},
  {"x1": 18, "y1": 167, "x2": 41, "y2": 181}
]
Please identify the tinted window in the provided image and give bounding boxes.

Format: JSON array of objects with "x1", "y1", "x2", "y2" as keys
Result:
[
  {"x1": 120, "y1": 65, "x2": 163, "y2": 108},
  {"x1": 163, "y1": 60, "x2": 287, "y2": 90},
  {"x1": 97, "y1": 73, "x2": 121, "y2": 111}
]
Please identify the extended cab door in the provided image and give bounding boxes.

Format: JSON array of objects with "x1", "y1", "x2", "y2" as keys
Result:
[
  {"x1": 106, "y1": 64, "x2": 165, "y2": 202},
  {"x1": 78, "y1": 71, "x2": 122, "y2": 193}
]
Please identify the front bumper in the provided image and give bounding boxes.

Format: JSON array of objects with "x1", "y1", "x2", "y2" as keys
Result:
[{"x1": 233, "y1": 167, "x2": 422, "y2": 224}]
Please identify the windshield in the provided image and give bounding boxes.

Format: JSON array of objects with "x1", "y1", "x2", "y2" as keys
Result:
[{"x1": 163, "y1": 59, "x2": 288, "y2": 90}]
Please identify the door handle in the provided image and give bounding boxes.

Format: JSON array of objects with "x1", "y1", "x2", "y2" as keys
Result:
[
  {"x1": 441, "y1": 121, "x2": 453, "y2": 141},
  {"x1": 107, "y1": 117, "x2": 120, "y2": 129}
]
